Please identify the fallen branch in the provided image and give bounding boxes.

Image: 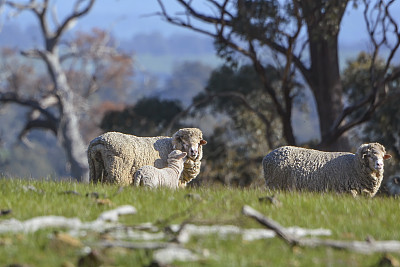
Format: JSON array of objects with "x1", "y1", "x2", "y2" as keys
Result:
[
  {"x1": 169, "y1": 223, "x2": 330, "y2": 244},
  {"x1": 0, "y1": 205, "x2": 136, "y2": 234},
  {"x1": 96, "y1": 240, "x2": 170, "y2": 250},
  {"x1": 242, "y1": 205, "x2": 299, "y2": 245},
  {"x1": 242, "y1": 205, "x2": 400, "y2": 254}
]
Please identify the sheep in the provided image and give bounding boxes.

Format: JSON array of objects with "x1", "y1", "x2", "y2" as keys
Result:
[
  {"x1": 87, "y1": 128, "x2": 207, "y2": 186},
  {"x1": 262, "y1": 143, "x2": 392, "y2": 197},
  {"x1": 133, "y1": 150, "x2": 187, "y2": 188}
]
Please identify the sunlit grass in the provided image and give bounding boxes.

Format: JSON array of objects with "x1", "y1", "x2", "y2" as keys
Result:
[{"x1": 0, "y1": 178, "x2": 399, "y2": 266}]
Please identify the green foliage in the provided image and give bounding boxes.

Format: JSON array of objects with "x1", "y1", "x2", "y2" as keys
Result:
[
  {"x1": 195, "y1": 64, "x2": 278, "y2": 128},
  {"x1": 0, "y1": 179, "x2": 399, "y2": 266},
  {"x1": 342, "y1": 52, "x2": 386, "y2": 103},
  {"x1": 192, "y1": 64, "x2": 294, "y2": 186},
  {"x1": 100, "y1": 97, "x2": 183, "y2": 136},
  {"x1": 234, "y1": 0, "x2": 282, "y2": 40}
]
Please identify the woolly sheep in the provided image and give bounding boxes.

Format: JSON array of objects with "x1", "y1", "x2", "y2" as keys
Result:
[
  {"x1": 87, "y1": 128, "x2": 207, "y2": 186},
  {"x1": 133, "y1": 150, "x2": 187, "y2": 188},
  {"x1": 262, "y1": 143, "x2": 392, "y2": 197}
]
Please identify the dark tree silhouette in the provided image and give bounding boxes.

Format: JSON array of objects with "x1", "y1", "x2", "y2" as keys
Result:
[{"x1": 157, "y1": 0, "x2": 400, "y2": 151}]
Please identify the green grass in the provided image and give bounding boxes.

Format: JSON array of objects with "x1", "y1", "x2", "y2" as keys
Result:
[{"x1": 0, "y1": 178, "x2": 399, "y2": 266}]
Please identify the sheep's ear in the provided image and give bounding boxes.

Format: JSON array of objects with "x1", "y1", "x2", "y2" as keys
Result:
[
  {"x1": 178, "y1": 152, "x2": 187, "y2": 160},
  {"x1": 200, "y1": 140, "x2": 207, "y2": 145},
  {"x1": 384, "y1": 154, "x2": 392, "y2": 160}
]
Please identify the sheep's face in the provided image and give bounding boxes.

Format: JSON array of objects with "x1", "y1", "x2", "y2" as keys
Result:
[
  {"x1": 172, "y1": 128, "x2": 207, "y2": 160},
  {"x1": 358, "y1": 143, "x2": 392, "y2": 173},
  {"x1": 181, "y1": 138, "x2": 207, "y2": 159}
]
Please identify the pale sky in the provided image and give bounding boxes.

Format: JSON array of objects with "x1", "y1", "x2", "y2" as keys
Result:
[{"x1": 1, "y1": 0, "x2": 400, "y2": 51}]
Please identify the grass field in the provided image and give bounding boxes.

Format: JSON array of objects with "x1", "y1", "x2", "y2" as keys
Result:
[{"x1": 0, "y1": 178, "x2": 399, "y2": 266}]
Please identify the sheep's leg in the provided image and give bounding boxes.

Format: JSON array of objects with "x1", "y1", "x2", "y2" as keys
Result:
[
  {"x1": 88, "y1": 145, "x2": 107, "y2": 183},
  {"x1": 133, "y1": 172, "x2": 142, "y2": 187},
  {"x1": 94, "y1": 158, "x2": 106, "y2": 183},
  {"x1": 88, "y1": 152, "x2": 102, "y2": 183},
  {"x1": 88, "y1": 157, "x2": 96, "y2": 183}
]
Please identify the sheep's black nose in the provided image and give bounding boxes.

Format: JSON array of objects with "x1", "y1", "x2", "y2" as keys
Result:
[{"x1": 189, "y1": 148, "x2": 198, "y2": 157}]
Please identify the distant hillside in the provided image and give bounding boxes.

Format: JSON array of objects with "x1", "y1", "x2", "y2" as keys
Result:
[
  {"x1": 120, "y1": 31, "x2": 215, "y2": 56},
  {"x1": 0, "y1": 22, "x2": 221, "y2": 77}
]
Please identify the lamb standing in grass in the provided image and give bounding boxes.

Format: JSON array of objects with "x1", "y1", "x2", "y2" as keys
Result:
[
  {"x1": 262, "y1": 143, "x2": 391, "y2": 197},
  {"x1": 133, "y1": 150, "x2": 187, "y2": 189},
  {"x1": 87, "y1": 128, "x2": 207, "y2": 186}
]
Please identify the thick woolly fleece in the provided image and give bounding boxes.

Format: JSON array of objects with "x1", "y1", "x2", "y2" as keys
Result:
[
  {"x1": 87, "y1": 128, "x2": 205, "y2": 186},
  {"x1": 133, "y1": 150, "x2": 187, "y2": 189},
  {"x1": 262, "y1": 143, "x2": 390, "y2": 197}
]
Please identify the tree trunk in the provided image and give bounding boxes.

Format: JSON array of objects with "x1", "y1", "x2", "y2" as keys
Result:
[
  {"x1": 308, "y1": 35, "x2": 349, "y2": 151},
  {"x1": 59, "y1": 105, "x2": 89, "y2": 182},
  {"x1": 45, "y1": 51, "x2": 89, "y2": 182},
  {"x1": 282, "y1": 109, "x2": 296, "y2": 146},
  {"x1": 301, "y1": 0, "x2": 350, "y2": 151}
]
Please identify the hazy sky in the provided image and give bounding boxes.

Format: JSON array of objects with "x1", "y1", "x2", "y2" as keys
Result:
[
  {"x1": 1, "y1": 0, "x2": 400, "y2": 49},
  {"x1": 1, "y1": 1, "x2": 201, "y2": 37}
]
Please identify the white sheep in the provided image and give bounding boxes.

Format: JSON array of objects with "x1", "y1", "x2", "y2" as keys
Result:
[
  {"x1": 133, "y1": 150, "x2": 187, "y2": 189},
  {"x1": 262, "y1": 143, "x2": 392, "y2": 197},
  {"x1": 87, "y1": 128, "x2": 207, "y2": 186}
]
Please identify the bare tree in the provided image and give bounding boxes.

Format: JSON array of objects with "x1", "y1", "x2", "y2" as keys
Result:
[
  {"x1": 156, "y1": 0, "x2": 400, "y2": 151},
  {"x1": 0, "y1": 1, "x2": 133, "y2": 181}
]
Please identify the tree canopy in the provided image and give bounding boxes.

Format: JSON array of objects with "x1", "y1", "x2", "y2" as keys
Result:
[{"x1": 157, "y1": 0, "x2": 400, "y2": 151}]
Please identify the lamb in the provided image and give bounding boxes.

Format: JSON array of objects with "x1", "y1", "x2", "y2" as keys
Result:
[
  {"x1": 133, "y1": 150, "x2": 187, "y2": 188},
  {"x1": 87, "y1": 128, "x2": 207, "y2": 186},
  {"x1": 262, "y1": 143, "x2": 392, "y2": 197}
]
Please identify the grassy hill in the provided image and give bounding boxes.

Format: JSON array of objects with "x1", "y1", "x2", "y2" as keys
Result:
[{"x1": 0, "y1": 178, "x2": 399, "y2": 266}]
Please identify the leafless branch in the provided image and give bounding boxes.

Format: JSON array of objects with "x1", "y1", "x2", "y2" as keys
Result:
[
  {"x1": 320, "y1": 0, "x2": 400, "y2": 147},
  {"x1": 6, "y1": 0, "x2": 95, "y2": 51},
  {"x1": 165, "y1": 91, "x2": 274, "y2": 148},
  {"x1": 53, "y1": 0, "x2": 95, "y2": 46},
  {"x1": 156, "y1": 0, "x2": 219, "y2": 38},
  {"x1": 0, "y1": 92, "x2": 57, "y2": 122},
  {"x1": 19, "y1": 118, "x2": 58, "y2": 140},
  {"x1": 243, "y1": 205, "x2": 400, "y2": 254}
]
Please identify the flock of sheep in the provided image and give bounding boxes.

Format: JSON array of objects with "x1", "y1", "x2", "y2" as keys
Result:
[{"x1": 87, "y1": 127, "x2": 395, "y2": 197}]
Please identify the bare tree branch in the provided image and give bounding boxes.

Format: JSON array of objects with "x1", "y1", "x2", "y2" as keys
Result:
[
  {"x1": 19, "y1": 118, "x2": 58, "y2": 139},
  {"x1": 321, "y1": 0, "x2": 400, "y2": 147},
  {"x1": 243, "y1": 205, "x2": 400, "y2": 254},
  {"x1": 54, "y1": 0, "x2": 95, "y2": 45},
  {"x1": 165, "y1": 91, "x2": 274, "y2": 148},
  {"x1": 0, "y1": 92, "x2": 58, "y2": 122},
  {"x1": 0, "y1": 0, "x2": 103, "y2": 182},
  {"x1": 6, "y1": 0, "x2": 95, "y2": 51}
]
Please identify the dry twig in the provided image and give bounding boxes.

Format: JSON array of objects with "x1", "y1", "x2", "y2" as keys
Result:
[{"x1": 242, "y1": 205, "x2": 400, "y2": 254}]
